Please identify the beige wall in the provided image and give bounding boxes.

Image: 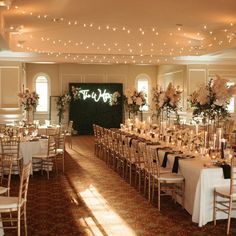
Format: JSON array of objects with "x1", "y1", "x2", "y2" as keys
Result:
[
  {"x1": 0, "y1": 62, "x2": 24, "y2": 123},
  {"x1": 0, "y1": 61, "x2": 235, "y2": 124},
  {"x1": 26, "y1": 63, "x2": 157, "y2": 123},
  {"x1": 157, "y1": 64, "x2": 236, "y2": 121}
]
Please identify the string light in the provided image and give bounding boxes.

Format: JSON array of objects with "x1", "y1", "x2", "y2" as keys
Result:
[{"x1": 4, "y1": 3, "x2": 236, "y2": 65}]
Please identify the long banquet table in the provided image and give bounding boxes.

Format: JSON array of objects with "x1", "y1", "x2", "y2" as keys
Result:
[
  {"x1": 153, "y1": 147, "x2": 235, "y2": 227},
  {"x1": 123, "y1": 130, "x2": 235, "y2": 227}
]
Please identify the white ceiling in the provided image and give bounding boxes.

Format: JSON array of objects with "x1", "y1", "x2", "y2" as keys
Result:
[{"x1": 0, "y1": 0, "x2": 236, "y2": 64}]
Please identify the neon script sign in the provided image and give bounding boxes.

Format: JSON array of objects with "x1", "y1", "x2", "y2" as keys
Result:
[{"x1": 79, "y1": 89, "x2": 112, "y2": 103}]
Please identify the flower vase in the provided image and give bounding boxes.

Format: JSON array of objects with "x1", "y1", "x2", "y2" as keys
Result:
[
  {"x1": 139, "y1": 110, "x2": 143, "y2": 121},
  {"x1": 26, "y1": 109, "x2": 34, "y2": 124}
]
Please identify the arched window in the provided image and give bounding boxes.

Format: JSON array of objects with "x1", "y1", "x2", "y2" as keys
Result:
[
  {"x1": 135, "y1": 74, "x2": 150, "y2": 111},
  {"x1": 35, "y1": 74, "x2": 49, "y2": 112},
  {"x1": 227, "y1": 81, "x2": 235, "y2": 113}
]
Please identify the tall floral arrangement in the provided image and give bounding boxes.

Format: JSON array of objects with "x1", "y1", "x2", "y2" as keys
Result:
[
  {"x1": 56, "y1": 93, "x2": 71, "y2": 123},
  {"x1": 18, "y1": 88, "x2": 39, "y2": 111},
  {"x1": 109, "y1": 91, "x2": 121, "y2": 106},
  {"x1": 124, "y1": 88, "x2": 146, "y2": 115},
  {"x1": 71, "y1": 86, "x2": 81, "y2": 100},
  {"x1": 188, "y1": 75, "x2": 236, "y2": 123},
  {"x1": 152, "y1": 83, "x2": 182, "y2": 121}
]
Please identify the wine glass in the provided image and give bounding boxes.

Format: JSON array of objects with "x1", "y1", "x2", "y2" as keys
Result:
[{"x1": 24, "y1": 129, "x2": 29, "y2": 136}]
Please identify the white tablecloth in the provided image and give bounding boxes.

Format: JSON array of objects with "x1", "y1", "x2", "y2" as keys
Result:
[
  {"x1": 156, "y1": 148, "x2": 236, "y2": 226},
  {"x1": 38, "y1": 125, "x2": 59, "y2": 135},
  {"x1": 20, "y1": 139, "x2": 47, "y2": 164}
]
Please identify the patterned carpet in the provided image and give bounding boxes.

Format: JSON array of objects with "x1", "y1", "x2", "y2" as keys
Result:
[{"x1": 5, "y1": 135, "x2": 236, "y2": 236}]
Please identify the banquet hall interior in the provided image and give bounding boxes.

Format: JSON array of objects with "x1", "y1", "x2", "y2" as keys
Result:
[{"x1": 0, "y1": 0, "x2": 236, "y2": 235}]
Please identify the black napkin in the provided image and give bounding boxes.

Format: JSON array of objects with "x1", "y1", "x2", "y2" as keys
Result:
[
  {"x1": 161, "y1": 151, "x2": 172, "y2": 167},
  {"x1": 172, "y1": 155, "x2": 195, "y2": 173},
  {"x1": 129, "y1": 138, "x2": 134, "y2": 147},
  {"x1": 172, "y1": 156, "x2": 181, "y2": 173},
  {"x1": 220, "y1": 164, "x2": 231, "y2": 179}
]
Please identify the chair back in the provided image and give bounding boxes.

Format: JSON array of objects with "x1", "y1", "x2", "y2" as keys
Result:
[
  {"x1": 229, "y1": 133, "x2": 236, "y2": 150},
  {"x1": 0, "y1": 157, "x2": 12, "y2": 196},
  {"x1": 146, "y1": 145, "x2": 154, "y2": 173},
  {"x1": 18, "y1": 162, "x2": 31, "y2": 205},
  {"x1": 47, "y1": 127, "x2": 60, "y2": 136},
  {"x1": 141, "y1": 143, "x2": 151, "y2": 172},
  {"x1": 1, "y1": 136, "x2": 21, "y2": 160},
  {"x1": 230, "y1": 156, "x2": 236, "y2": 196},
  {"x1": 67, "y1": 121, "x2": 73, "y2": 134},
  {"x1": 129, "y1": 139, "x2": 139, "y2": 162},
  {"x1": 149, "y1": 146, "x2": 161, "y2": 177},
  {"x1": 47, "y1": 135, "x2": 57, "y2": 157},
  {"x1": 55, "y1": 134, "x2": 66, "y2": 151},
  {"x1": 138, "y1": 142, "x2": 146, "y2": 161}
]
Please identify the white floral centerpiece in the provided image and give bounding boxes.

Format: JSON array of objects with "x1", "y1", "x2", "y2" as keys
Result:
[
  {"x1": 18, "y1": 88, "x2": 39, "y2": 112},
  {"x1": 124, "y1": 88, "x2": 147, "y2": 116},
  {"x1": 18, "y1": 88, "x2": 39, "y2": 122},
  {"x1": 71, "y1": 86, "x2": 81, "y2": 100},
  {"x1": 109, "y1": 91, "x2": 121, "y2": 106},
  {"x1": 152, "y1": 82, "x2": 182, "y2": 122},
  {"x1": 189, "y1": 75, "x2": 236, "y2": 124},
  {"x1": 56, "y1": 93, "x2": 71, "y2": 123}
]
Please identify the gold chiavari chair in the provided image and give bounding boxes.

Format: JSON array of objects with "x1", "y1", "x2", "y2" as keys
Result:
[
  {"x1": 151, "y1": 147, "x2": 185, "y2": 211},
  {"x1": 65, "y1": 121, "x2": 73, "y2": 148},
  {"x1": 106, "y1": 129, "x2": 115, "y2": 167},
  {"x1": 32, "y1": 135, "x2": 57, "y2": 179},
  {"x1": 54, "y1": 134, "x2": 66, "y2": 174},
  {"x1": 229, "y1": 132, "x2": 236, "y2": 151},
  {"x1": 93, "y1": 124, "x2": 99, "y2": 156},
  {"x1": 1, "y1": 136, "x2": 23, "y2": 176},
  {"x1": 126, "y1": 139, "x2": 139, "y2": 186},
  {"x1": 135, "y1": 141, "x2": 146, "y2": 192},
  {"x1": 0, "y1": 161, "x2": 31, "y2": 236},
  {"x1": 115, "y1": 133, "x2": 126, "y2": 178},
  {"x1": 0, "y1": 157, "x2": 12, "y2": 196},
  {"x1": 213, "y1": 156, "x2": 236, "y2": 235}
]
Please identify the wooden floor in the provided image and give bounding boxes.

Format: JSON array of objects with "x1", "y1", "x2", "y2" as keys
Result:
[{"x1": 5, "y1": 135, "x2": 236, "y2": 235}]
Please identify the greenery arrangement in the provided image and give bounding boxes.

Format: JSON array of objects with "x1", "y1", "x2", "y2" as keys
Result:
[{"x1": 56, "y1": 93, "x2": 71, "y2": 123}]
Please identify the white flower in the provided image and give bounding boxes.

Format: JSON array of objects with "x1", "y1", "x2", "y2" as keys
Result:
[
  {"x1": 136, "y1": 97, "x2": 142, "y2": 106},
  {"x1": 128, "y1": 97, "x2": 133, "y2": 104},
  {"x1": 196, "y1": 86, "x2": 209, "y2": 105},
  {"x1": 125, "y1": 88, "x2": 133, "y2": 97}
]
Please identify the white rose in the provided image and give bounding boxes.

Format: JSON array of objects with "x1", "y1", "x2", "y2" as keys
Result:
[
  {"x1": 136, "y1": 97, "x2": 142, "y2": 106},
  {"x1": 128, "y1": 97, "x2": 133, "y2": 104}
]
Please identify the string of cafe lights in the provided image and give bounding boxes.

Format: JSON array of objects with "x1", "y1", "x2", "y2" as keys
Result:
[
  {"x1": 6, "y1": 3, "x2": 236, "y2": 64},
  {"x1": 23, "y1": 45, "x2": 172, "y2": 65}
]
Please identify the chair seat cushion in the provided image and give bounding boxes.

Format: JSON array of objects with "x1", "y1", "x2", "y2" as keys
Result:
[
  {"x1": 56, "y1": 148, "x2": 64, "y2": 154},
  {"x1": 0, "y1": 186, "x2": 8, "y2": 195},
  {"x1": 158, "y1": 173, "x2": 184, "y2": 182},
  {"x1": 0, "y1": 196, "x2": 24, "y2": 211},
  {"x1": 32, "y1": 153, "x2": 48, "y2": 159},
  {"x1": 215, "y1": 186, "x2": 236, "y2": 199},
  {"x1": 160, "y1": 167, "x2": 172, "y2": 174}
]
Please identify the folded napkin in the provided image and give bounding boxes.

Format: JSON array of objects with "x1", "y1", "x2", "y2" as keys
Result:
[
  {"x1": 161, "y1": 151, "x2": 173, "y2": 167},
  {"x1": 129, "y1": 138, "x2": 134, "y2": 147},
  {"x1": 220, "y1": 164, "x2": 231, "y2": 179},
  {"x1": 146, "y1": 141, "x2": 160, "y2": 145},
  {"x1": 172, "y1": 155, "x2": 195, "y2": 173},
  {"x1": 29, "y1": 138, "x2": 39, "y2": 142}
]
